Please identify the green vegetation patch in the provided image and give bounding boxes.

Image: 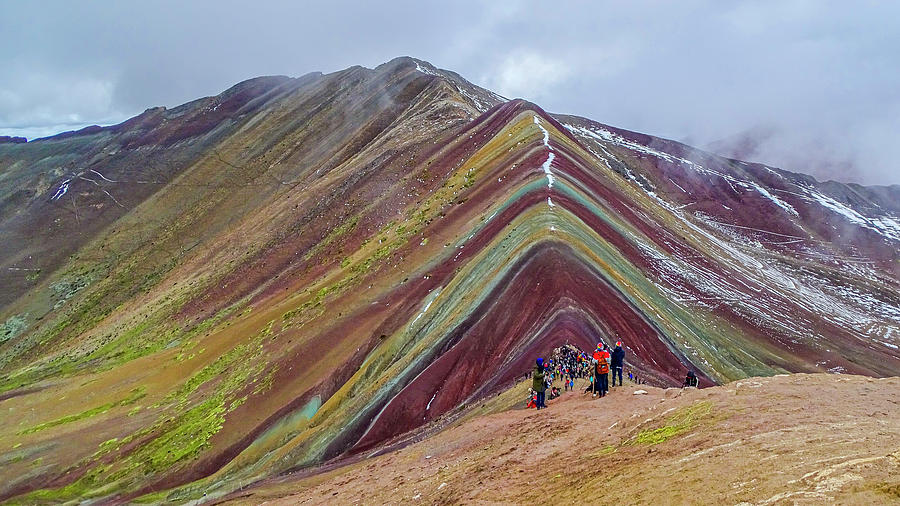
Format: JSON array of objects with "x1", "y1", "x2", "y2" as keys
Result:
[
  {"x1": 165, "y1": 320, "x2": 272, "y2": 407},
  {"x1": 302, "y1": 215, "x2": 359, "y2": 263},
  {"x1": 20, "y1": 321, "x2": 275, "y2": 502},
  {"x1": 1, "y1": 314, "x2": 28, "y2": 343},
  {"x1": 140, "y1": 394, "x2": 229, "y2": 473},
  {"x1": 629, "y1": 400, "x2": 713, "y2": 446},
  {"x1": 18, "y1": 387, "x2": 146, "y2": 435},
  {"x1": 463, "y1": 167, "x2": 476, "y2": 188},
  {"x1": 0, "y1": 299, "x2": 242, "y2": 394},
  {"x1": 591, "y1": 445, "x2": 617, "y2": 457},
  {"x1": 49, "y1": 271, "x2": 94, "y2": 308}
]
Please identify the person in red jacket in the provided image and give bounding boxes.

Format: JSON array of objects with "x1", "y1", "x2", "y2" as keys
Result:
[
  {"x1": 596, "y1": 343, "x2": 610, "y2": 397},
  {"x1": 591, "y1": 345, "x2": 603, "y2": 397}
]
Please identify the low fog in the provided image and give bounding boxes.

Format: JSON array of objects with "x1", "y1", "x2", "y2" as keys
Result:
[{"x1": 2, "y1": 0, "x2": 898, "y2": 185}]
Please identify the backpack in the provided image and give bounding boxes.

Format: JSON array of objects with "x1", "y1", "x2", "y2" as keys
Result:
[{"x1": 597, "y1": 360, "x2": 609, "y2": 375}]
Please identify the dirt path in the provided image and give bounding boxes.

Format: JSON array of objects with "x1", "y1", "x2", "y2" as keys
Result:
[{"x1": 222, "y1": 374, "x2": 900, "y2": 505}]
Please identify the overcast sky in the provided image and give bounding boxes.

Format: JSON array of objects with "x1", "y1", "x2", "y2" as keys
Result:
[{"x1": 2, "y1": 1, "x2": 898, "y2": 185}]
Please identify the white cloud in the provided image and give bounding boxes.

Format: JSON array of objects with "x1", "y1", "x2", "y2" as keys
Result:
[
  {"x1": 1, "y1": 1, "x2": 898, "y2": 184},
  {"x1": 0, "y1": 70, "x2": 123, "y2": 138},
  {"x1": 485, "y1": 51, "x2": 571, "y2": 101}
]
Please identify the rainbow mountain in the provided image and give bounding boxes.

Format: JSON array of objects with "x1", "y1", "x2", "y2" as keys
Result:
[{"x1": 0, "y1": 56, "x2": 898, "y2": 502}]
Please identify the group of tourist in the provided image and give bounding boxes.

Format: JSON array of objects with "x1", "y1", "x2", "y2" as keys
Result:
[
  {"x1": 528, "y1": 341, "x2": 626, "y2": 408},
  {"x1": 527, "y1": 340, "x2": 700, "y2": 408}
]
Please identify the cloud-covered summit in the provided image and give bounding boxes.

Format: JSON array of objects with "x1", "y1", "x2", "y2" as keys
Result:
[{"x1": 2, "y1": 0, "x2": 898, "y2": 184}]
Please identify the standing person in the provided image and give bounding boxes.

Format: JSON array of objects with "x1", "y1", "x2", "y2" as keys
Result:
[
  {"x1": 683, "y1": 370, "x2": 699, "y2": 388},
  {"x1": 596, "y1": 343, "x2": 610, "y2": 397},
  {"x1": 533, "y1": 358, "x2": 547, "y2": 409},
  {"x1": 591, "y1": 345, "x2": 603, "y2": 397},
  {"x1": 611, "y1": 341, "x2": 625, "y2": 387}
]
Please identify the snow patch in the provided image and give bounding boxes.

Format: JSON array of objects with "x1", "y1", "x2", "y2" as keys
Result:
[
  {"x1": 410, "y1": 288, "x2": 442, "y2": 327},
  {"x1": 542, "y1": 152, "x2": 556, "y2": 188},
  {"x1": 563, "y1": 123, "x2": 701, "y2": 170},
  {"x1": 455, "y1": 84, "x2": 490, "y2": 112},
  {"x1": 751, "y1": 182, "x2": 799, "y2": 217},
  {"x1": 670, "y1": 179, "x2": 687, "y2": 193},
  {"x1": 89, "y1": 169, "x2": 118, "y2": 183},
  {"x1": 414, "y1": 61, "x2": 442, "y2": 77},
  {"x1": 50, "y1": 178, "x2": 72, "y2": 200},
  {"x1": 806, "y1": 188, "x2": 900, "y2": 242},
  {"x1": 534, "y1": 116, "x2": 556, "y2": 190}
]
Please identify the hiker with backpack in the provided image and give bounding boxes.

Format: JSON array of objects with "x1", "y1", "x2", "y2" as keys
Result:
[
  {"x1": 592, "y1": 341, "x2": 610, "y2": 397},
  {"x1": 595, "y1": 342, "x2": 610, "y2": 397},
  {"x1": 611, "y1": 341, "x2": 625, "y2": 387}
]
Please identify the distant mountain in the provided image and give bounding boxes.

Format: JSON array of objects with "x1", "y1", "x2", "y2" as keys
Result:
[
  {"x1": 704, "y1": 125, "x2": 875, "y2": 185},
  {"x1": 704, "y1": 125, "x2": 778, "y2": 162},
  {"x1": 1, "y1": 57, "x2": 898, "y2": 503}
]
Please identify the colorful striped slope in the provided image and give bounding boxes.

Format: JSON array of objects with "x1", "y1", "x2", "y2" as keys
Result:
[{"x1": 0, "y1": 57, "x2": 898, "y2": 502}]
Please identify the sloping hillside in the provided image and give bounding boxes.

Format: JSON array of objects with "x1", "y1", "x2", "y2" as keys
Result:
[
  {"x1": 0, "y1": 57, "x2": 898, "y2": 502},
  {"x1": 225, "y1": 374, "x2": 900, "y2": 505}
]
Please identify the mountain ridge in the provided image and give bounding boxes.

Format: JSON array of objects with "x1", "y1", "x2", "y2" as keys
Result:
[
  {"x1": 0, "y1": 56, "x2": 898, "y2": 502},
  {"x1": 14, "y1": 55, "x2": 900, "y2": 195}
]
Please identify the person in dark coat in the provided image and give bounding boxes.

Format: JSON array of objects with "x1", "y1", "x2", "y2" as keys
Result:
[
  {"x1": 532, "y1": 358, "x2": 547, "y2": 409},
  {"x1": 684, "y1": 370, "x2": 699, "y2": 388},
  {"x1": 611, "y1": 341, "x2": 626, "y2": 387}
]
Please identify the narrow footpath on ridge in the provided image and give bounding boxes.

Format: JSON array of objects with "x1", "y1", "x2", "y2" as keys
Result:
[{"x1": 220, "y1": 374, "x2": 900, "y2": 505}]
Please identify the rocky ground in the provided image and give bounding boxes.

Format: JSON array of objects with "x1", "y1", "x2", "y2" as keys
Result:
[{"x1": 220, "y1": 374, "x2": 900, "y2": 505}]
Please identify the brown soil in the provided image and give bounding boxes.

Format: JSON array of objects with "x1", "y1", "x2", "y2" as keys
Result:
[{"x1": 220, "y1": 374, "x2": 900, "y2": 505}]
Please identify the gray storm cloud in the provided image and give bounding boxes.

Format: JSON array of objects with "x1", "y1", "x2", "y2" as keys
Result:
[{"x1": 2, "y1": 0, "x2": 898, "y2": 185}]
